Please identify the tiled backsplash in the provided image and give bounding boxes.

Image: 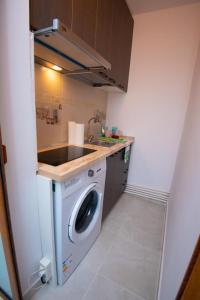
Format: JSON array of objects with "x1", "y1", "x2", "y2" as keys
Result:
[{"x1": 35, "y1": 64, "x2": 107, "y2": 149}]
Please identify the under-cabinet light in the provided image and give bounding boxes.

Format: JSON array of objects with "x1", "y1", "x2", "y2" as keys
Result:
[{"x1": 52, "y1": 65, "x2": 62, "y2": 71}]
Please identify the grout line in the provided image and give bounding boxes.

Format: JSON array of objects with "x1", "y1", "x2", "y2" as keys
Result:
[
  {"x1": 95, "y1": 228, "x2": 118, "y2": 275},
  {"x1": 99, "y1": 273, "x2": 147, "y2": 300},
  {"x1": 81, "y1": 271, "x2": 98, "y2": 300},
  {"x1": 81, "y1": 226, "x2": 118, "y2": 299},
  {"x1": 102, "y1": 215, "x2": 166, "y2": 255}
]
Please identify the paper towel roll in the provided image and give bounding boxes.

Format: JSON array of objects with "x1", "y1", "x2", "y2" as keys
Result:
[
  {"x1": 68, "y1": 121, "x2": 76, "y2": 144},
  {"x1": 74, "y1": 123, "x2": 85, "y2": 145}
]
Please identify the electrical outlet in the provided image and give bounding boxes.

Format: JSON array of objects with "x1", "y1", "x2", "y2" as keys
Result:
[{"x1": 39, "y1": 257, "x2": 52, "y2": 283}]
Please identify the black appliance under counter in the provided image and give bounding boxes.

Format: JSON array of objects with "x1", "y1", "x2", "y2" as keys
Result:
[
  {"x1": 102, "y1": 145, "x2": 132, "y2": 220},
  {"x1": 38, "y1": 146, "x2": 96, "y2": 166}
]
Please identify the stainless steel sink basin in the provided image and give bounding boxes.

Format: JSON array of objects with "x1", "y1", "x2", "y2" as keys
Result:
[{"x1": 89, "y1": 140, "x2": 117, "y2": 147}]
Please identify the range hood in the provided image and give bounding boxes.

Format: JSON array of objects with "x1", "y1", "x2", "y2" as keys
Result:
[{"x1": 34, "y1": 19, "x2": 120, "y2": 89}]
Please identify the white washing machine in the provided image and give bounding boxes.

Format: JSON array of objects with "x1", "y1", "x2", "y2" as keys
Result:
[{"x1": 53, "y1": 159, "x2": 106, "y2": 285}]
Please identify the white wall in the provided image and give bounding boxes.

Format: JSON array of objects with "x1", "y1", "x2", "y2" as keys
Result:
[
  {"x1": 159, "y1": 41, "x2": 200, "y2": 300},
  {"x1": 126, "y1": 0, "x2": 200, "y2": 15},
  {"x1": 106, "y1": 3, "x2": 200, "y2": 192},
  {"x1": 0, "y1": 0, "x2": 42, "y2": 295}
]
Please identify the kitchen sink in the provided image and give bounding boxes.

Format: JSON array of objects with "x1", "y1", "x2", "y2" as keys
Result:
[{"x1": 89, "y1": 140, "x2": 117, "y2": 147}]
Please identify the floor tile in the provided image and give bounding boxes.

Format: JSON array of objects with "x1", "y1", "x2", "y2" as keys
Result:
[
  {"x1": 115, "y1": 195, "x2": 165, "y2": 252},
  {"x1": 83, "y1": 275, "x2": 146, "y2": 300},
  {"x1": 31, "y1": 263, "x2": 94, "y2": 300},
  {"x1": 110, "y1": 233, "x2": 161, "y2": 264},
  {"x1": 119, "y1": 215, "x2": 164, "y2": 252},
  {"x1": 99, "y1": 257, "x2": 158, "y2": 300},
  {"x1": 80, "y1": 226, "x2": 116, "y2": 274},
  {"x1": 99, "y1": 238, "x2": 160, "y2": 300},
  {"x1": 102, "y1": 212, "x2": 122, "y2": 234},
  {"x1": 30, "y1": 285, "x2": 57, "y2": 300}
]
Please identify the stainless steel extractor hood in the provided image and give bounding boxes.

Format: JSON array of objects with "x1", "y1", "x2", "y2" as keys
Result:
[{"x1": 34, "y1": 19, "x2": 119, "y2": 89}]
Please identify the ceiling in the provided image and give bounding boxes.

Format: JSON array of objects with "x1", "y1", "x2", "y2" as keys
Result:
[{"x1": 126, "y1": 0, "x2": 200, "y2": 15}]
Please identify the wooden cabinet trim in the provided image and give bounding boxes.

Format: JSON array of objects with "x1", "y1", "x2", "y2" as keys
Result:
[{"x1": 176, "y1": 236, "x2": 200, "y2": 300}]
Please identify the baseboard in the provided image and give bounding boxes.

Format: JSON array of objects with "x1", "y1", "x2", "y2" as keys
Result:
[{"x1": 125, "y1": 184, "x2": 169, "y2": 204}]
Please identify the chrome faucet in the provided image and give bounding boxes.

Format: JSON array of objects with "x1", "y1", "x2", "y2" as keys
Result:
[{"x1": 87, "y1": 110, "x2": 105, "y2": 142}]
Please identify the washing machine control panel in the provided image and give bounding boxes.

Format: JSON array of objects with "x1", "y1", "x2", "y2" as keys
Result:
[{"x1": 88, "y1": 169, "x2": 94, "y2": 177}]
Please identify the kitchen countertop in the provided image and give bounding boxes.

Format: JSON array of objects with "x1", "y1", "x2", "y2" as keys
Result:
[{"x1": 37, "y1": 136, "x2": 134, "y2": 182}]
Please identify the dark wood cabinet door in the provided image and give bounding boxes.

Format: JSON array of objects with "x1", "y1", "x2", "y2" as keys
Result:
[
  {"x1": 102, "y1": 153, "x2": 117, "y2": 220},
  {"x1": 102, "y1": 147, "x2": 132, "y2": 220},
  {"x1": 117, "y1": 1, "x2": 134, "y2": 91},
  {"x1": 106, "y1": 0, "x2": 133, "y2": 91},
  {"x1": 115, "y1": 149, "x2": 130, "y2": 196},
  {"x1": 105, "y1": 0, "x2": 121, "y2": 86},
  {"x1": 30, "y1": 0, "x2": 72, "y2": 30},
  {"x1": 72, "y1": 0, "x2": 98, "y2": 48},
  {"x1": 95, "y1": 0, "x2": 113, "y2": 63}
]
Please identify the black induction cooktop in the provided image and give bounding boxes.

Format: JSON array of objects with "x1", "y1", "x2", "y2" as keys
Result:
[{"x1": 38, "y1": 146, "x2": 96, "y2": 166}]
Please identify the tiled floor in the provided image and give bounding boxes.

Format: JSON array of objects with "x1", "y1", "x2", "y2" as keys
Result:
[{"x1": 31, "y1": 193, "x2": 166, "y2": 300}]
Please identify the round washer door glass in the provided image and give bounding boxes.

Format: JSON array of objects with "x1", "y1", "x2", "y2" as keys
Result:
[
  {"x1": 68, "y1": 183, "x2": 102, "y2": 244},
  {"x1": 75, "y1": 190, "x2": 98, "y2": 233}
]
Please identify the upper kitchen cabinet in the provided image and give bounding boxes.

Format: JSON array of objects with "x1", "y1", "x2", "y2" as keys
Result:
[
  {"x1": 108, "y1": 0, "x2": 134, "y2": 92},
  {"x1": 72, "y1": 0, "x2": 98, "y2": 48},
  {"x1": 30, "y1": 0, "x2": 72, "y2": 30},
  {"x1": 95, "y1": 0, "x2": 133, "y2": 92},
  {"x1": 118, "y1": 1, "x2": 134, "y2": 91},
  {"x1": 30, "y1": 0, "x2": 133, "y2": 92},
  {"x1": 95, "y1": 0, "x2": 114, "y2": 63}
]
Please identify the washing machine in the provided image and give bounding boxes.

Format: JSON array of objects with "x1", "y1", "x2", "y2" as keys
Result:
[{"x1": 53, "y1": 159, "x2": 106, "y2": 285}]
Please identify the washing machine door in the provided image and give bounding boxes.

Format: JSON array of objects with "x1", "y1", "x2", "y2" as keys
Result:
[{"x1": 68, "y1": 183, "x2": 102, "y2": 244}]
